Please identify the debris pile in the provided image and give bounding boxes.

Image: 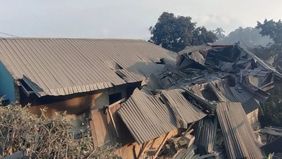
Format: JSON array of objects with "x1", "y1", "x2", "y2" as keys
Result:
[{"x1": 93, "y1": 44, "x2": 281, "y2": 158}]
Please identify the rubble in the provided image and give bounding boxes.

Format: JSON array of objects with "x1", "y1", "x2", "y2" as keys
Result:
[{"x1": 101, "y1": 44, "x2": 281, "y2": 158}]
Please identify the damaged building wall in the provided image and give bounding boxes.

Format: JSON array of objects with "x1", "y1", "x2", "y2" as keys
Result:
[
  {"x1": 114, "y1": 129, "x2": 179, "y2": 159},
  {"x1": 28, "y1": 84, "x2": 131, "y2": 118},
  {"x1": 88, "y1": 96, "x2": 181, "y2": 159}
]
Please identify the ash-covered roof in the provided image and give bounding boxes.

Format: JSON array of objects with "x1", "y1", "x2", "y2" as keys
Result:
[
  {"x1": 0, "y1": 38, "x2": 175, "y2": 96},
  {"x1": 216, "y1": 102, "x2": 263, "y2": 159},
  {"x1": 118, "y1": 89, "x2": 206, "y2": 143}
]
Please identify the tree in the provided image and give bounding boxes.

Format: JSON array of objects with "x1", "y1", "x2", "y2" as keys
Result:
[
  {"x1": 213, "y1": 27, "x2": 225, "y2": 40},
  {"x1": 261, "y1": 80, "x2": 282, "y2": 127},
  {"x1": 256, "y1": 19, "x2": 282, "y2": 127},
  {"x1": 256, "y1": 19, "x2": 282, "y2": 70},
  {"x1": 214, "y1": 27, "x2": 273, "y2": 49},
  {"x1": 194, "y1": 27, "x2": 218, "y2": 45},
  {"x1": 149, "y1": 12, "x2": 217, "y2": 52},
  {"x1": 257, "y1": 19, "x2": 282, "y2": 44}
]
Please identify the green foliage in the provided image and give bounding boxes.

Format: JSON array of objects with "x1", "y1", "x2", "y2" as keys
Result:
[
  {"x1": 149, "y1": 12, "x2": 217, "y2": 52},
  {"x1": 256, "y1": 19, "x2": 282, "y2": 72},
  {"x1": 256, "y1": 19, "x2": 282, "y2": 127},
  {"x1": 256, "y1": 19, "x2": 282, "y2": 57},
  {"x1": 261, "y1": 79, "x2": 282, "y2": 127},
  {"x1": 257, "y1": 19, "x2": 282, "y2": 44}
]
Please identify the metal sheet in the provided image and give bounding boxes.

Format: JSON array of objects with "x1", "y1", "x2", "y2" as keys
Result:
[
  {"x1": 161, "y1": 89, "x2": 206, "y2": 126},
  {"x1": 216, "y1": 102, "x2": 263, "y2": 159},
  {"x1": 118, "y1": 89, "x2": 177, "y2": 143},
  {"x1": 195, "y1": 117, "x2": 217, "y2": 154},
  {"x1": 118, "y1": 89, "x2": 206, "y2": 144},
  {"x1": 0, "y1": 38, "x2": 174, "y2": 96}
]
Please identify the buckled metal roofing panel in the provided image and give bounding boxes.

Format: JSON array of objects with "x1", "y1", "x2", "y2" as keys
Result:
[
  {"x1": 161, "y1": 89, "x2": 206, "y2": 125},
  {"x1": 118, "y1": 89, "x2": 177, "y2": 143},
  {"x1": 216, "y1": 102, "x2": 263, "y2": 159},
  {"x1": 118, "y1": 89, "x2": 206, "y2": 143}
]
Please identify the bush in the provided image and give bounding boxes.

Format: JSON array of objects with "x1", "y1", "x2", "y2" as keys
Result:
[{"x1": 0, "y1": 106, "x2": 116, "y2": 158}]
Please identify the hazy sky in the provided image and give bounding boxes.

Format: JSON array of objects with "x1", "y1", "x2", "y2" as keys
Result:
[{"x1": 0, "y1": 0, "x2": 281, "y2": 39}]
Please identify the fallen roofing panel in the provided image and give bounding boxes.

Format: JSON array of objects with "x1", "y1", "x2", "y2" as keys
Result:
[
  {"x1": 216, "y1": 102, "x2": 263, "y2": 159},
  {"x1": 195, "y1": 117, "x2": 217, "y2": 154},
  {"x1": 118, "y1": 89, "x2": 206, "y2": 143},
  {"x1": 161, "y1": 89, "x2": 206, "y2": 128},
  {"x1": 184, "y1": 83, "x2": 218, "y2": 112},
  {"x1": 118, "y1": 89, "x2": 176, "y2": 143},
  {"x1": 210, "y1": 79, "x2": 261, "y2": 114},
  {"x1": 239, "y1": 46, "x2": 282, "y2": 78},
  {"x1": 0, "y1": 38, "x2": 174, "y2": 96}
]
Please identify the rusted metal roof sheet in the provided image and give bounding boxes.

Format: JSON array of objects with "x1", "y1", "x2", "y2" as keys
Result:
[
  {"x1": 0, "y1": 38, "x2": 174, "y2": 96},
  {"x1": 216, "y1": 102, "x2": 263, "y2": 159},
  {"x1": 118, "y1": 89, "x2": 206, "y2": 143}
]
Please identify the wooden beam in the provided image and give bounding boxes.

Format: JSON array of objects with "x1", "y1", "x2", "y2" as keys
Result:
[
  {"x1": 108, "y1": 98, "x2": 125, "y2": 108},
  {"x1": 152, "y1": 132, "x2": 171, "y2": 159},
  {"x1": 105, "y1": 99, "x2": 124, "y2": 138},
  {"x1": 106, "y1": 108, "x2": 119, "y2": 138},
  {"x1": 137, "y1": 141, "x2": 150, "y2": 159}
]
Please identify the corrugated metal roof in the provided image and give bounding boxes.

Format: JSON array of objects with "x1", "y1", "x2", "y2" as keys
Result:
[
  {"x1": 118, "y1": 89, "x2": 206, "y2": 143},
  {"x1": 161, "y1": 89, "x2": 206, "y2": 127},
  {"x1": 210, "y1": 80, "x2": 260, "y2": 114},
  {"x1": 195, "y1": 117, "x2": 217, "y2": 154},
  {"x1": 216, "y1": 102, "x2": 263, "y2": 159},
  {"x1": 184, "y1": 83, "x2": 218, "y2": 112},
  {"x1": 185, "y1": 79, "x2": 260, "y2": 114},
  {"x1": 118, "y1": 89, "x2": 177, "y2": 143},
  {"x1": 0, "y1": 38, "x2": 174, "y2": 96}
]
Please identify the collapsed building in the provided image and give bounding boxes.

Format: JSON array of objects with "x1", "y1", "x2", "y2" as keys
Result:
[{"x1": 0, "y1": 38, "x2": 281, "y2": 158}]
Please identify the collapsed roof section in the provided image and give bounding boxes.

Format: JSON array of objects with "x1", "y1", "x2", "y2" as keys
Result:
[
  {"x1": 216, "y1": 102, "x2": 263, "y2": 159},
  {"x1": 142, "y1": 43, "x2": 281, "y2": 158},
  {"x1": 195, "y1": 117, "x2": 218, "y2": 155},
  {"x1": 154, "y1": 45, "x2": 281, "y2": 115},
  {"x1": 118, "y1": 89, "x2": 206, "y2": 144},
  {"x1": 0, "y1": 38, "x2": 175, "y2": 97},
  {"x1": 158, "y1": 44, "x2": 281, "y2": 89}
]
